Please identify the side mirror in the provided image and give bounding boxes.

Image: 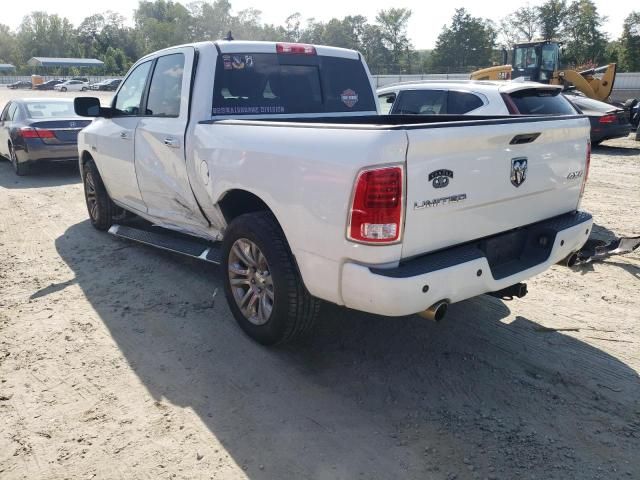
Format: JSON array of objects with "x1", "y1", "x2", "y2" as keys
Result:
[
  {"x1": 74, "y1": 97, "x2": 111, "y2": 118},
  {"x1": 386, "y1": 95, "x2": 396, "y2": 104}
]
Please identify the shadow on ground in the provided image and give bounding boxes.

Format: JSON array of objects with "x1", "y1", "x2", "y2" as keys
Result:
[
  {"x1": 0, "y1": 159, "x2": 80, "y2": 189},
  {"x1": 53, "y1": 220, "x2": 640, "y2": 479}
]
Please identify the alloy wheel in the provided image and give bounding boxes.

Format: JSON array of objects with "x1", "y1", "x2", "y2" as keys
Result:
[
  {"x1": 228, "y1": 238, "x2": 274, "y2": 325},
  {"x1": 85, "y1": 171, "x2": 99, "y2": 220}
]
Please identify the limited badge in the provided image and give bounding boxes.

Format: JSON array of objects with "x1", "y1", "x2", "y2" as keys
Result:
[
  {"x1": 223, "y1": 55, "x2": 232, "y2": 70},
  {"x1": 340, "y1": 89, "x2": 358, "y2": 108},
  {"x1": 428, "y1": 169, "x2": 453, "y2": 189}
]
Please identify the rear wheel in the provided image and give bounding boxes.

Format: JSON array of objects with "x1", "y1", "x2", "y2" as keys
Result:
[
  {"x1": 83, "y1": 159, "x2": 117, "y2": 230},
  {"x1": 221, "y1": 212, "x2": 320, "y2": 345},
  {"x1": 9, "y1": 144, "x2": 29, "y2": 176}
]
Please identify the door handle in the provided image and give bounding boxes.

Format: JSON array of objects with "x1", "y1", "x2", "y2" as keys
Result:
[
  {"x1": 120, "y1": 131, "x2": 130, "y2": 139},
  {"x1": 163, "y1": 137, "x2": 180, "y2": 148}
]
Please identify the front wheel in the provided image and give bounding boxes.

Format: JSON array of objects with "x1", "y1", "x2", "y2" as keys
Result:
[
  {"x1": 221, "y1": 212, "x2": 320, "y2": 345},
  {"x1": 81, "y1": 87, "x2": 87, "y2": 91},
  {"x1": 61, "y1": 87, "x2": 67, "y2": 92},
  {"x1": 83, "y1": 159, "x2": 117, "y2": 230}
]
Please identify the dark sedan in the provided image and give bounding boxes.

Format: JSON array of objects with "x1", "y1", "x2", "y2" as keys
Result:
[
  {"x1": 34, "y1": 79, "x2": 64, "y2": 90},
  {"x1": 566, "y1": 95, "x2": 632, "y2": 144},
  {"x1": 90, "y1": 78, "x2": 122, "y2": 91},
  {"x1": 7, "y1": 80, "x2": 32, "y2": 90},
  {"x1": 0, "y1": 99, "x2": 91, "y2": 175}
]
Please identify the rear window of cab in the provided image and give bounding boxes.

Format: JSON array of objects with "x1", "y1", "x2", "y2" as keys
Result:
[{"x1": 212, "y1": 53, "x2": 376, "y2": 115}]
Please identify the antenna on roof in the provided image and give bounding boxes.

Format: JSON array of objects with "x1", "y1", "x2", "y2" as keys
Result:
[{"x1": 225, "y1": 31, "x2": 234, "y2": 41}]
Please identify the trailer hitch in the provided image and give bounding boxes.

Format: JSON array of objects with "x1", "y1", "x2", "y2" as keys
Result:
[{"x1": 575, "y1": 235, "x2": 640, "y2": 265}]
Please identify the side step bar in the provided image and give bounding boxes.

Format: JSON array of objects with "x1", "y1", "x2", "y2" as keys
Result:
[{"x1": 108, "y1": 224, "x2": 222, "y2": 264}]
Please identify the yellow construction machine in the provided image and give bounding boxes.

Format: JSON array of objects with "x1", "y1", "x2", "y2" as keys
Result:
[{"x1": 471, "y1": 40, "x2": 617, "y2": 103}]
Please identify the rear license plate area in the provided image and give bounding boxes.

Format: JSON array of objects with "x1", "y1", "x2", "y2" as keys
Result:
[{"x1": 479, "y1": 230, "x2": 527, "y2": 268}]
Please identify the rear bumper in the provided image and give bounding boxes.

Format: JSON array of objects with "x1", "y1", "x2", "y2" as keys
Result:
[
  {"x1": 17, "y1": 140, "x2": 78, "y2": 163},
  {"x1": 591, "y1": 124, "x2": 632, "y2": 142},
  {"x1": 340, "y1": 211, "x2": 593, "y2": 316}
]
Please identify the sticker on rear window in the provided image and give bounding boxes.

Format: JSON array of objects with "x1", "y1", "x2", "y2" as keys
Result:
[
  {"x1": 341, "y1": 89, "x2": 358, "y2": 108},
  {"x1": 232, "y1": 55, "x2": 245, "y2": 69},
  {"x1": 223, "y1": 55, "x2": 232, "y2": 70}
]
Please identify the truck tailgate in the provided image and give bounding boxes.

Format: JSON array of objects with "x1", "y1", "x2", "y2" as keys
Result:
[{"x1": 402, "y1": 117, "x2": 590, "y2": 259}]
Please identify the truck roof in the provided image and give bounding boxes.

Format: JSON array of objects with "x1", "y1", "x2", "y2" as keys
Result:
[{"x1": 137, "y1": 40, "x2": 361, "y2": 62}]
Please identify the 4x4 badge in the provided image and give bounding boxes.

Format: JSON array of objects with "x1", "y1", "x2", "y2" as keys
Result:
[
  {"x1": 511, "y1": 157, "x2": 527, "y2": 187},
  {"x1": 428, "y1": 169, "x2": 453, "y2": 188}
]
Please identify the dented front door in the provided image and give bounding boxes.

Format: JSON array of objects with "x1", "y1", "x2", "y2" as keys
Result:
[{"x1": 134, "y1": 47, "x2": 209, "y2": 229}]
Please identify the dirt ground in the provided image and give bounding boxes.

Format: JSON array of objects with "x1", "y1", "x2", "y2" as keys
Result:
[{"x1": 0, "y1": 86, "x2": 639, "y2": 480}]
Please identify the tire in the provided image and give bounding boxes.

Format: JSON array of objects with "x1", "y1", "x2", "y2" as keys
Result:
[
  {"x1": 9, "y1": 144, "x2": 29, "y2": 176},
  {"x1": 83, "y1": 159, "x2": 117, "y2": 231},
  {"x1": 81, "y1": 87, "x2": 87, "y2": 91},
  {"x1": 221, "y1": 212, "x2": 320, "y2": 345},
  {"x1": 61, "y1": 87, "x2": 67, "y2": 92}
]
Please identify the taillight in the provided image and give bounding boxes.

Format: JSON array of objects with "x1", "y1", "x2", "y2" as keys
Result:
[
  {"x1": 20, "y1": 127, "x2": 55, "y2": 139},
  {"x1": 348, "y1": 166, "x2": 403, "y2": 244},
  {"x1": 500, "y1": 93, "x2": 519, "y2": 114},
  {"x1": 598, "y1": 114, "x2": 617, "y2": 124},
  {"x1": 276, "y1": 43, "x2": 316, "y2": 55},
  {"x1": 579, "y1": 141, "x2": 591, "y2": 203}
]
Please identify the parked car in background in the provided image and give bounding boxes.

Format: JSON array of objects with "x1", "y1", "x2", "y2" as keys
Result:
[
  {"x1": 564, "y1": 94, "x2": 633, "y2": 144},
  {"x1": 0, "y1": 98, "x2": 91, "y2": 175},
  {"x1": 377, "y1": 80, "x2": 578, "y2": 116},
  {"x1": 34, "y1": 79, "x2": 64, "y2": 90},
  {"x1": 54, "y1": 80, "x2": 89, "y2": 92},
  {"x1": 90, "y1": 78, "x2": 121, "y2": 91},
  {"x1": 71, "y1": 77, "x2": 89, "y2": 83},
  {"x1": 7, "y1": 80, "x2": 32, "y2": 90},
  {"x1": 102, "y1": 79, "x2": 121, "y2": 91}
]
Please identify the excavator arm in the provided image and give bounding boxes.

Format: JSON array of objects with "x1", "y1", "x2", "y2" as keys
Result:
[{"x1": 554, "y1": 63, "x2": 617, "y2": 102}]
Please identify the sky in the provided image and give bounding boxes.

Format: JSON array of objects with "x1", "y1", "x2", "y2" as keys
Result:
[{"x1": 3, "y1": 0, "x2": 632, "y2": 50}]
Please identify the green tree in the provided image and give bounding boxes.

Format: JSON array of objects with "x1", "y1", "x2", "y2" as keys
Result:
[
  {"x1": 536, "y1": 0, "x2": 568, "y2": 40},
  {"x1": 563, "y1": 0, "x2": 608, "y2": 66},
  {"x1": 0, "y1": 24, "x2": 19, "y2": 66},
  {"x1": 17, "y1": 12, "x2": 77, "y2": 59},
  {"x1": 619, "y1": 12, "x2": 640, "y2": 72},
  {"x1": 135, "y1": 0, "x2": 192, "y2": 53},
  {"x1": 500, "y1": 5, "x2": 539, "y2": 46},
  {"x1": 375, "y1": 8, "x2": 412, "y2": 72},
  {"x1": 431, "y1": 8, "x2": 497, "y2": 71}
]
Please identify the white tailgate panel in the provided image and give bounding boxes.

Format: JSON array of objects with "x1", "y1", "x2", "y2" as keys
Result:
[{"x1": 402, "y1": 117, "x2": 590, "y2": 259}]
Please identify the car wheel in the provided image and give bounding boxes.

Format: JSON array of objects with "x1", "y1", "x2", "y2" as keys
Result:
[
  {"x1": 81, "y1": 87, "x2": 87, "y2": 91},
  {"x1": 83, "y1": 159, "x2": 117, "y2": 231},
  {"x1": 61, "y1": 87, "x2": 67, "y2": 92},
  {"x1": 221, "y1": 212, "x2": 320, "y2": 345},
  {"x1": 9, "y1": 144, "x2": 29, "y2": 176}
]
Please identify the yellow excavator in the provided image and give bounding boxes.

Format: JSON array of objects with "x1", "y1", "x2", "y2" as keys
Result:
[{"x1": 471, "y1": 40, "x2": 616, "y2": 103}]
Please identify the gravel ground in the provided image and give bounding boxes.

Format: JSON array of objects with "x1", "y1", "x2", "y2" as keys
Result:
[{"x1": 0, "y1": 86, "x2": 639, "y2": 479}]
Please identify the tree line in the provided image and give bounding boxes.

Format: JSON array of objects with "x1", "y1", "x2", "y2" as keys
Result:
[{"x1": 0, "y1": 0, "x2": 638, "y2": 76}]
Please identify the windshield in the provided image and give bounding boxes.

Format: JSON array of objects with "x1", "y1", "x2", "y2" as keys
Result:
[
  {"x1": 212, "y1": 53, "x2": 376, "y2": 116},
  {"x1": 514, "y1": 47, "x2": 538, "y2": 70}
]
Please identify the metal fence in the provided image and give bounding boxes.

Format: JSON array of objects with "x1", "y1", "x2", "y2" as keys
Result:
[{"x1": 2, "y1": 72, "x2": 640, "y2": 101}]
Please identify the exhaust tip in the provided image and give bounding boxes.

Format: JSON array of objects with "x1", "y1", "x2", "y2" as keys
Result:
[
  {"x1": 565, "y1": 252, "x2": 579, "y2": 268},
  {"x1": 420, "y1": 300, "x2": 448, "y2": 322}
]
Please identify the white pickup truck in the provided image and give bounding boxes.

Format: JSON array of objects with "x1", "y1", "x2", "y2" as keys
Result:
[{"x1": 74, "y1": 40, "x2": 593, "y2": 345}]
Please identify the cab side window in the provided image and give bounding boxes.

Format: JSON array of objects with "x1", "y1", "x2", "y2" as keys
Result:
[
  {"x1": 392, "y1": 90, "x2": 447, "y2": 115},
  {"x1": 8, "y1": 104, "x2": 18, "y2": 121},
  {"x1": 145, "y1": 53, "x2": 185, "y2": 117},
  {"x1": 0, "y1": 103, "x2": 11, "y2": 121},
  {"x1": 114, "y1": 61, "x2": 152, "y2": 116},
  {"x1": 447, "y1": 91, "x2": 484, "y2": 114},
  {"x1": 378, "y1": 93, "x2": 396, "y2": 114}
]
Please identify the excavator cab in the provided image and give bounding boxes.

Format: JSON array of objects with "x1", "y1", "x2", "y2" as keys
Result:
[{"x1": 512, "y1": 41, "x2": 560, "y2": 83}]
